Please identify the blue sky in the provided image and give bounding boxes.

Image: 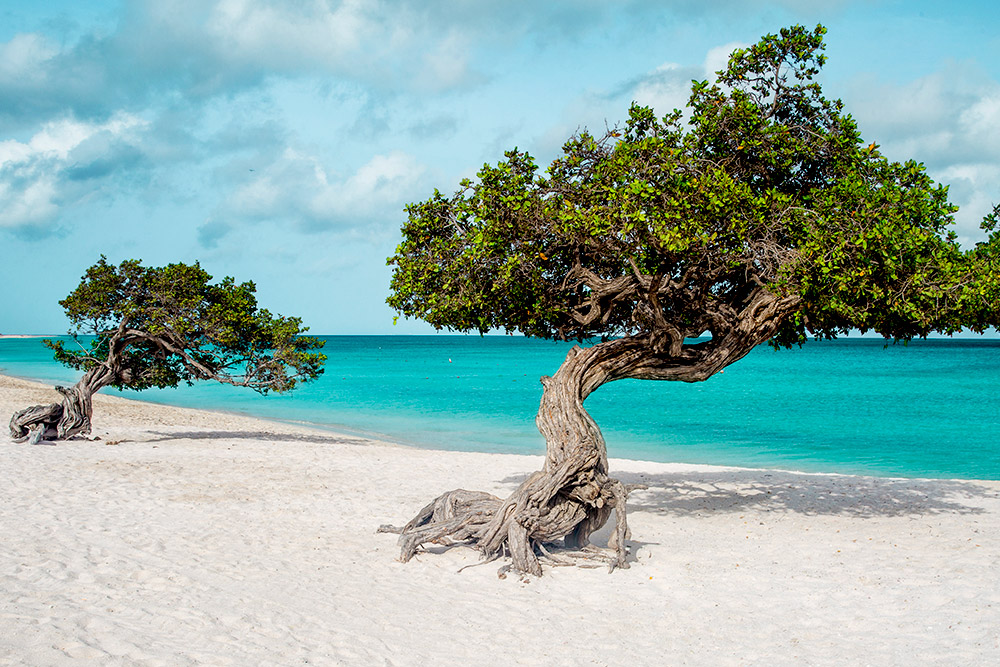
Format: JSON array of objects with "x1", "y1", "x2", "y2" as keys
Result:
[{"x1": 1, "y1": 0, "x2": 998, "y2": 335}]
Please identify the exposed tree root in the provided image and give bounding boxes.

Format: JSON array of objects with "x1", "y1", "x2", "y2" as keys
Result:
[
  {"x1": 383, "y1": 480, "x2": 643, "y2": 577},
  {"x1": 536, "y1": 542, "x2": 628, "y2": 572},
  {"x1": 9, "y1": 385, "x2": 94, "y2": 444}
]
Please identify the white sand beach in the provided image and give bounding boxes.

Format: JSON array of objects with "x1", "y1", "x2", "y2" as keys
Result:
[{"x1": 2, "y1": 373, "x2": 999, "y2": 666}]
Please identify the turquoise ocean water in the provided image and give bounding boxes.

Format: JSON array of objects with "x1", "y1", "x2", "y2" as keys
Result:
[{"x1": 2, "y1": 335, "x2": 998, "y2": 480}]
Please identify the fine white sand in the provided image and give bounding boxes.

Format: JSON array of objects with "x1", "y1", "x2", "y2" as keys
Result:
[{"x1": 2, "y1": 373, "x2": 999, "y2": 666}]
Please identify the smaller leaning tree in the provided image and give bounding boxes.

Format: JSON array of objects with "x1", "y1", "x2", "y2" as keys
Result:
[
  {"x1": 384, "y1": 25, "x2": 996, "y2": 576},
  {"x1": 9, "y1": 257, "x2": 326, "y2": 444}
]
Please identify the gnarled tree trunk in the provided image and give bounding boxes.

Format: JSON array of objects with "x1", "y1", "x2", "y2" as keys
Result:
[
  {"x1": 9, "y1": 367, "x2": 114, "y2": 444},
  {"x1": 387, "y1": 292, "x2": 799, "y2": 576},
  {"x1": 388, "y1": 339, "x2": 648, "y2": 576}
]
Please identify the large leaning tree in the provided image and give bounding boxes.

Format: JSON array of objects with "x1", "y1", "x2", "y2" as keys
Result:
[
  {"x1": 9, "y1": 257, "x2": 326, "y2": 444},
  {"x1": 383, "y1": 24, "x2": 997, "y2": 577}
]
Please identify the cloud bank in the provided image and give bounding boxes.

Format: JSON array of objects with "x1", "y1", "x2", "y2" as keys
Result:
[
  {"x1": 0, "y1": 113, "x2": 149, "y2": 229},
  {"x1": 844, "y1": 64, "x2": 1000, "y2": 241}
]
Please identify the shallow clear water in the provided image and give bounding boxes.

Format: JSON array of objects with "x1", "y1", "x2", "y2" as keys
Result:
[{"x1": 2, "y1": 335, "x2": 998, "y2": 479}]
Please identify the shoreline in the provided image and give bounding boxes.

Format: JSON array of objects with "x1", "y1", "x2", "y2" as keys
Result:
[
  {"x1": 2, "y1": 369, "x2": 995, "y2": 484},
  {"x1": 2, "y1": 372, "x2": 1000, "y2": 663},
  {"x1": 0, "y1": 372, "x2": 404, "y2": 448},
  {"x1": 0, "y1": 369, "x2": 409, "y2": 450}
]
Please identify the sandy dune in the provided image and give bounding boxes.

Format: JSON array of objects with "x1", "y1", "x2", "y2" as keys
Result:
[{"x1": 1, "y1": 373, "x2": 998, "y2": 665}]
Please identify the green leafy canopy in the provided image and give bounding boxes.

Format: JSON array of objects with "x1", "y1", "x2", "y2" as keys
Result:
[
  {"x1": 388, "y1": 25, "x2": 997, "y2": 349},
  {"x1": 46, "y1": 257, "x2": 326, "y2": 393}
]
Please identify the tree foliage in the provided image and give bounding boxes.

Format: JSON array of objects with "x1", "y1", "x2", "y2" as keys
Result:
[
  {"x1": 383, "y1": 25, "x2": 997, "y2": 576},
  {"x1": 45, "y1": 257, "x2": 326, "y2": 394},
  {"x1": 389, "y1": 25, "x2": 991, "y2": 352}
]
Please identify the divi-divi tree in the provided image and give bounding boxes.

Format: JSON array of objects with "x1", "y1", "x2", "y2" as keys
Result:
[
  {"x1": 9, "y1": 257, "x2": 326, "y2": 444},
  {"x1": 385, "y1": 25, "x2": 998, "y2": 576}
]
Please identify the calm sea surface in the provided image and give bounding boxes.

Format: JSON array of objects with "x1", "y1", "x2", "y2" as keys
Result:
[{"x1": 2, "y1": 335, "x2": 998, "y2": 480}]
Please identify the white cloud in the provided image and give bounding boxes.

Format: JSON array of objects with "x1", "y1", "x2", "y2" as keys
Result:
[
  {"x1": 959, "y1": 94, "x2": 1000, "y2": 152},
  {"x1": 0, "y1": 33, "x2": 57, "y2": 84},
  {"x1": 0, "y1": 0, "x2": 492, "y2": 129},
  {"x1": 843, "y1": 65, "x2": 1000, "y2": 244},
  {"x1": 704, "y1": 42, "x2": 744, "y2": 78},
  {"x1": 213, "y1": 148, "x2": 428, "y2": 240},
  {"x1": 0, "y1": 114, "x2": 149, "y2": 228},
  {"x1": 204, "y1": 0, "x2": 366, "y2": 69},
  {"x1": 312, "y1": 151, "x2": 426, "y2": 218},
  {"x1": 114, "y1": 0, "x2": 487, "y2": 96},
  {"x1": 627, "y1": 40, "x2": 746, "y2": 117},
  {"x1": 630, "y1": 63, "x2": 694, "y2": 115},
  {"x1": 0, "y1": 176, "x2": 59, "y2": 228},
  {"x1": 415, "y1": 30, "x2": 479, "y2": 92},
  {"x1": 540, "y1": 37, "x2": 745, "y2": 151}
]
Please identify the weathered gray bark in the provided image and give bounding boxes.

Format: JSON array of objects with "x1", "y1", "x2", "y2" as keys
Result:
[
  {"x1": 387, "y1": 290, "x2": 798, "y2": 576},
  {"x1": 9, "y1": 367, "x2": 114, "y2": 444}
]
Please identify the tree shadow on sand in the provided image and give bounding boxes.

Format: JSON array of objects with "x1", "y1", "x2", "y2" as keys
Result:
[
  {"x1": 142, "y1": 430, "x2": 372, "y2": 446},
  {"x1": 499, "y1": 468, "x2": 996, "y2": 519}
]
